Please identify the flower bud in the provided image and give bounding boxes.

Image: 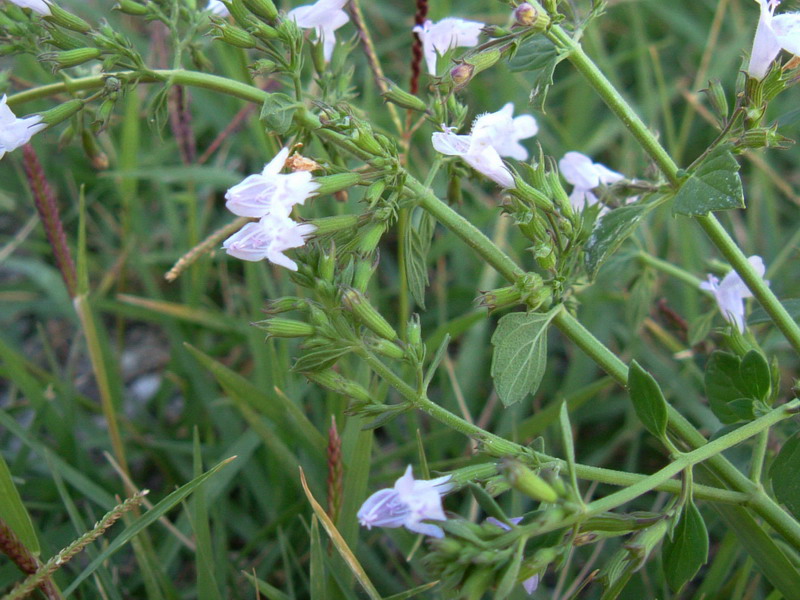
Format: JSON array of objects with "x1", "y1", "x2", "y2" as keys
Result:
[
  {"x1": 314, "y1": 172, "x2": 361, "y2": 196},
  {"x1": 364, "y1": 181, "x2": 385, "y2": 205},
  {"x1": 353, "y1": 125, "x2": 385, "y2": 156},
  {"x1": 303, "y1": 369, "x2": 373, "y2": 403},
  {"x1": 252, "y1": 22, "x2": 280, "y2": 41},
  {"x1": 510, "y1": 177, "x2": 554, "y2": 211},
  {"x1": 532, "y1": 241, "x2": 556, "y2": 272},
  {"x1": 263, "y1": 296, "x2": 309, "y2": 314},
  {"x1": 44, "y1": 5, "x2": 92, "y2": 33},
  {"x1": 482, "y1": 25, "x2": 512, "y2": 38},
  {"x1": 737, "y1": 126, "x2": 792, "y2": 150},
  {"x1": 48, "y1": 47, "x2": 102, "y2": 68},
  {"x1": 214, "y1": 24, "x2": 257, "y2": 48},
  {"x1": 703, "y1": 79, "x2": 728, "y2": 125},
  {"x1": 500, "y1": 458, "x2": 559, "y2": 504},
  {"x1": 115, "y1": 0, "x2": 148, "y2": 16},
  {"x1": 513, "y1": 1, "x2": 550, "y2": 30},
  {"x1": 623, "y1": 519, "x2": 669, "y2": 570},
  {"x1": 250, "y1": 58, "x2": 277, "y2": 74},
  {"x1": 242, "y1": 0, "x2": 278, "y2": 20},
  {"x1": 450, "y1": 63, "x2": 474, "y2": 90},
  {"x1": 477, "y1": 285, "x2": 522, "y2": 311},
  {"x1": 308, "y1": 214, "x2": 360, "y2": 236},
  {"x1": 368, "y1": 338, "x2": 406, "y2": 360},
  {"x1": 93, "y1": 96, "x2": 117, "y2": 132},
  {"x1": 44, "y1": 26, "x2": 85, "y2": 50},
  {"x1": 341, "y1": 288, "x2": 398, "y2": 340},
  {"x1": 352, "y1": 253, "x2": 378, "y2": 291},
  {"x1": 356, "y1": 223, "x2": 385, "y2": 254},
  {"x1": 38, "y1": 98, "x2": 84, "y2": 126},
  {"x1": 254, "y1": 318, "x2": 316, "y2": 338},
  {"x1": 407, "y1": 314, "x2": 422, "y2": 348},
  {"x1": 381, "y1": 79, "x2": 427, "y2": 112}
]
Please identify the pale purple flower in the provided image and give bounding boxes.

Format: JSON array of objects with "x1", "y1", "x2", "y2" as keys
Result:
[
  {"x1": 222, "y1": 213, "x2": 316, "y2": 270},
  {"x1": 0, "y1": 95, "x2": 46, "y2": 160},
  {"x1": 225, "y1": 148, "x2": 319, "y2": 218},
  {"x1": 412, "y1": 17, "x2": 484, "y2": 75},
  {"x1": 471, "y1": 103, "x2": 539, "y2": 161},
  {"x1": 747, "y1": 0, "x2": 800, "y2": 79},
  {"x1": 358, "y1": 465, "x2": 452, "y2": 538},
  {"x1": 432, "y1": 104, "x2": 537, "y2": 189},
  {"x1": 559, "y1": 151, "x2": 624, "y2": 212},
  {"x1": 7, "y1": 0, "x2": 52, "y2": 15},
  {"x1": 486, "y1": 517, "x2": 539, "y2": 594},
  {"x1": 206, "y1": 0, "x2": 229, "y2": 17},
  {"x1": 288, "y1": 0, "x2": 349, "y2": 63},
  {"x1": 699, "y1": 255, "x2": 768, "y2": 333}
]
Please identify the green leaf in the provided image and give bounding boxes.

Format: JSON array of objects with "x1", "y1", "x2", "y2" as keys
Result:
[
  {"x1": 739, "y1": 350, "x2": 771, "y2": 400},
  {"x1": 584, "y1": 204, "x2": 652, "y2": 279},
  {"x1": 662, "y1": 501, "x2": 709, "y2": 592},
  {"x1": 770, "y1": 433, "x2": 800, "y2": 519},
  {"x1": 508, "y1": 35, "x2": 563, "y2": 111},
  {"x1": 495, "y1": 537, "x2": 526, "y2": 600},
  {"x1": 704, "y1": 350, "x2": 771, "y2": 423},
  {"x1": 704, "y1": 351, "x2": 744, "y2": 424},
  {"x1": 260, "y1": 92, "x2": 297, "y2": 135},
  {"x1": 292, "y1": 344, "x2": 352, "y2": 372},
  {"x1": 309, "y1": 516, "x2": 328, "y2": 600},
  {"x1": 404, "y1": 210, "x2": 435, "y2": 309},
  {"x1": 0, "y1": 452, "x2": 39, "y2": 555},
  {"x1": 627, "y1": 361, "x2": 669, "y2": 439},
  {"x1": 490, "y1": 308, "x2": 558, "y2": 407},
  {"x1": 672, "y1": 145, "x2": 744, "y2": 216}
]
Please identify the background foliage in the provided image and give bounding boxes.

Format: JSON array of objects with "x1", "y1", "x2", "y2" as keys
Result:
[{"x1": 2, "y1": 0, "x2": 800, "y2": 598}]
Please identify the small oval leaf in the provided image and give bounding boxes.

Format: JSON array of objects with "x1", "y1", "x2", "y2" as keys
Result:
[
  {"x1": 662, "y1": 501, "x2": 709, "y2": 592},
  {"x1": 627, "y1": 360, "x2": 668, "y2": 439}
]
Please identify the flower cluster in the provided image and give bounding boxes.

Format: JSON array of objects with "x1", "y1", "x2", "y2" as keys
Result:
[
  {"x1": 412, "y1": 17, "x2": 484, "y2": 75},
  {"x1": 222, "y1": 148, "x2": 319, "y2": 271},
  {"x1": 700, "y1": 255, "x2": 768, "y2": 333},
  {"x1": 432, "y1": 103, "x2": 538, "y2": 188},
  {"x1": 0, "y1": 95, "x2": 46, "y2": 160},
  {"x1": 357, "y1": 465, "x2": 452, "y2": 538},
  {"x1": 559, "y1": 151, "x2": 624, "y2": 212},
  {"x1": 748, "y1": 0, "x2": 800, "y2": 79}
]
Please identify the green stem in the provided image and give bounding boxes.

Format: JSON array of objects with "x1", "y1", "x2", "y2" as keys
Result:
[
  {"x1": 359, "y1": 349, "x2": 750, "y2": 505},
  {"x1": 696, "y1": 214, "x2": 800, "y2": 354},
  {"x1": 515, "y1": 399, "x2": 799, "y2": 538},
  {"x1": 637, "y1": 251, "x2": 703, "y2": 288},
  {"x1": 545, "y1": 26, "x2": 681, "y2": 187},
  {"x1": 750, "y1": 429, "x2": 769, "y2": 484}
]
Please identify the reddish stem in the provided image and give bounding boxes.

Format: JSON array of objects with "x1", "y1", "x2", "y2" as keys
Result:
[{"x1": 410, "y1": 0, "x2": 429, "y2": 94}]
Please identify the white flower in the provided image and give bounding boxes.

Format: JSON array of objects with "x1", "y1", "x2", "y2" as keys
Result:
[
  {"x1": 412, "y1": 17, "x2": 484, "y2": 75},
  {"x1": 357, "y1": 465, "x2": 452, "y2": 538},
  {"x1": 559, "y1": 151, "x2": 624, "y2": 212},
  {"x1": 225, "y1": 148, "x2": 320, "y2": 218},
  {"x1": 206, "y1": 0, "x2": 229, "y2": 17},
  {"x1": 222, "y1": 213, "x2": 316, "y2": 270},
  {"x1": 432, "y1": 103, "x2": 537, "y2": 189},
  {"x1": 433, "y1": 129, "x2": 515, "y2": 188},
  {"x1": 699, "y1": 255, "x2": 768, "y2": 333},
  {"x1": 0, "y1": 95, "x2": 47, "y2": 160},
  {"x1": 471, "y1": 102, "x2": 539, "y2": 161},
  {"x1": 486, "y1": 517, "x2": 540, "y2": 595},
  {"x1": 747, "y1": 0, "x2": 800, "y2": 80},
  {"x1": 288, "y1": 0, "x2": 350, "y2": 63},
  {"x1": 7, "y1": 0, "x2": 52, "y2": 15}
]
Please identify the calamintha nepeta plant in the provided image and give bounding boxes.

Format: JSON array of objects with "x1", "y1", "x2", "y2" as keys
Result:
[{"x1": 4, "y1": 0, "x2": 800, "y2": 597}]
